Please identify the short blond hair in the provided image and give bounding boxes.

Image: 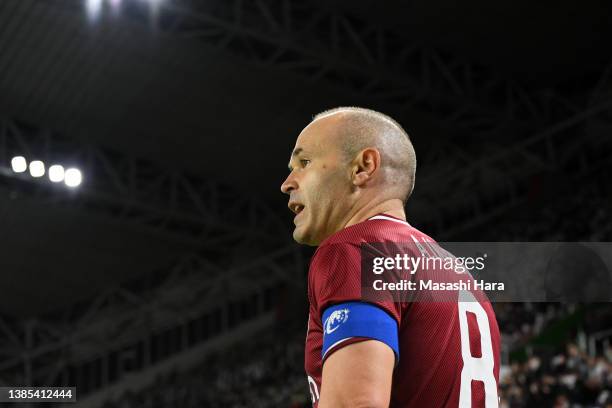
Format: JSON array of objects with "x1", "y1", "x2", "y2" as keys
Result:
[{"x1": 313, "y1": 107, "x2": 417, "y2": 202}]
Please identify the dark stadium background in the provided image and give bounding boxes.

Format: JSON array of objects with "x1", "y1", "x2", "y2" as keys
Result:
[{"x1": 0, "y1": 0, "x2": 611, "y2": 407}]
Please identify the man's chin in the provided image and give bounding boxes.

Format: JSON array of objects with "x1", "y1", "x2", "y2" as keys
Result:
[{"x1": 292, "y1": 226, "x2": 318, "y2": 246}]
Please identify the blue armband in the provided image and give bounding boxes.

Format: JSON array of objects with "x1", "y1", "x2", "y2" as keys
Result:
[{"x1": 321, "y1": 302, "x2": 399, "y2": 363}]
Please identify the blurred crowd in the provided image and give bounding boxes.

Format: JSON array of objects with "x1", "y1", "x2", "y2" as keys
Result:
[
  {"x1": 101, "y1": 328, "x2": 309, "y2": 408},
  {"x1": 500, "y1": 343, "x2": 612, "y2": 408},
  {"x1": 494, "y1": 303, "x2": 576, "y2": 348},
  {"x1": 99, "y1": 303, "x2": 612, "y2": 408}
]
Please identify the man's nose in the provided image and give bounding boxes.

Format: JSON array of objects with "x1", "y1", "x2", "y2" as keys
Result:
[{"x1": 281, "y1": 174, "x2": 297, "y2": 194}]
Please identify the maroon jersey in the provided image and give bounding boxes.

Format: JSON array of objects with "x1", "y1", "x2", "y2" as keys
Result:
[{"x1": 305, "y1": 214, "x2": 500, "y2": 407}]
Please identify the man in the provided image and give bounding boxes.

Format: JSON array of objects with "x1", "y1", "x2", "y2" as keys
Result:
[{"x1": 281, "y1": 107, "x2": 500, "y2": 407}]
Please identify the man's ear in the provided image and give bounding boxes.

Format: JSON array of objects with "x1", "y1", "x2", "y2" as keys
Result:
[{"x1": 352, "y1": 148, "x2": 381, "y2": 186}]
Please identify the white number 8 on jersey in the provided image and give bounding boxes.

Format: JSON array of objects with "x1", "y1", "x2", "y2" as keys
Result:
[{"x1": 458, "y1": 290, "x2": 499, "y2": 407}]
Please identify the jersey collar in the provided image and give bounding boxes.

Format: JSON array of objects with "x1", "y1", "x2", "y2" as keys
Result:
[{"x1": 368, "y1": 213, "x2": 411, "y2": 227}]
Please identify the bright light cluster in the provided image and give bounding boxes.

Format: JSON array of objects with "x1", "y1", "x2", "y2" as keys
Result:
[
  {"x1": 86, "y1": 0, "x2": 164, "y2": 21},
  {"x1": 10, "y1": 156, "x2": 83, "y2": 188}
]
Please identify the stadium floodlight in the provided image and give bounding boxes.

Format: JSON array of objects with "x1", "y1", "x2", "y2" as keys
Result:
[
  {"x1": 65, "y1": 168, "x2": 83, "y2": 187},
  {"x1": 29, "y1": 160, "x2": 45, "y2": 178},
  {"x1": 11, "y1": 156, "x2": 27, "y2": 173},
  {"x1": 86, "y1": 0, "x2": 103, "y2": 21},
  {"x1": 49, "y1": 165, "x2": 65, "y2": 183}
]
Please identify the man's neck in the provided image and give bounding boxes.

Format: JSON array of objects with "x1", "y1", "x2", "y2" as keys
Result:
[{"x1": 343, "y1": 198, "x2": 406, "y2": 229}]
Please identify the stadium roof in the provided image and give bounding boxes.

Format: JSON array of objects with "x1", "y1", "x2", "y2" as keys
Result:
[{"x1": 0, "y1": 0, "x2": 610, "y2": 317}]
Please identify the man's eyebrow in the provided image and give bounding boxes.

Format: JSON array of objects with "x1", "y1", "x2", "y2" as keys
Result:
[{"x1": 287, "y1": 147, "x2": 304, "y2": 171}]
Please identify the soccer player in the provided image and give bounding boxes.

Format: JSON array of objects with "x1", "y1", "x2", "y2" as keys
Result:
[{"x1": 280, "y1": 107, "x2": 501, "y2": 408}]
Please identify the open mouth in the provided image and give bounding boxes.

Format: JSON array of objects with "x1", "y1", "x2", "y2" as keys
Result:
[{"x1": 289, "y1": 202, "x2": 305, "y2": 215}]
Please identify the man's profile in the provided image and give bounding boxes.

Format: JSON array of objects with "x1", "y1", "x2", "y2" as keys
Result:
[{"x1": 281, "y1": 107, "x2": 501, "y2": 408}]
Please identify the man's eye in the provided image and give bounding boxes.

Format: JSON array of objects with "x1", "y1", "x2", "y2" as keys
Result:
[{"x1": 300, "y1": 159, "x2": 310, "y2": 167}]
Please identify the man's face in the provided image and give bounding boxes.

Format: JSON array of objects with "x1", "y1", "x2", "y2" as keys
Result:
[{"x1": 280, "y1": 116, "x2": 353, "y2": 246}]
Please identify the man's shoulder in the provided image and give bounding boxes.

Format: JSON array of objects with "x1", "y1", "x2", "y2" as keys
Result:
[{"x1": 312, "y1": 216, "x2": 439, "y2": 269}]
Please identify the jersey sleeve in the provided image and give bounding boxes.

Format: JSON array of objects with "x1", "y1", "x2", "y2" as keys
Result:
[{"x1": 310, "y1": 242, "x2": 403, "y2": 362}]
